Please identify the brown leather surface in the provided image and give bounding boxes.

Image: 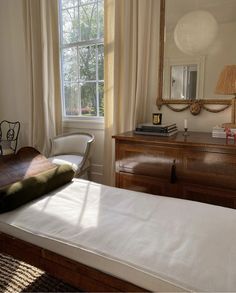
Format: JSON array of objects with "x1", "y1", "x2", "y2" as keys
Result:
[{"x1": 0, "y1": 147, "x2": 56, "y2": 188}]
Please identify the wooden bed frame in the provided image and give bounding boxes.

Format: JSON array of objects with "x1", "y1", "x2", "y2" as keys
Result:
[
  {"x1": 0, "y1": 232, "x2": 147, "y2": 292},
  {"x1": 0, "y1": 147, "x2": 147, "y2": 292}
]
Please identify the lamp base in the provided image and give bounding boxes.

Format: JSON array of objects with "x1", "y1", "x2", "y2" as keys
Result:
[{"x1": 222, "y1": 123, "x2": 236, "y2": 128}]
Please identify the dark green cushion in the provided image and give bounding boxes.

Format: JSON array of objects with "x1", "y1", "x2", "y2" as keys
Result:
[{"x1": 0, "y1": 164, "x2": 75, "y2": 213}]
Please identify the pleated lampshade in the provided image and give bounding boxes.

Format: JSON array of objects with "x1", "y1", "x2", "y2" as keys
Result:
[{"x1": 215, "y1": 65, "x2": 236, "y2": 96}]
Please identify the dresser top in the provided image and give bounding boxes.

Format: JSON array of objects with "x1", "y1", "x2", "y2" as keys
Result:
[{"x1": 113, "y1": 131, "x2": 236, "y2": 150}]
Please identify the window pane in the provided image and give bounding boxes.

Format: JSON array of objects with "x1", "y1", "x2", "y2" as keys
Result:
[
  {"x1": 80, "y1": 0, "x2": 95, "y2": 4},
  {"x1": 62, "y1": 7, "x2": 79, "y2": 44},
  {"x1": 61, "y1": 0, "x2": 78, "y2": 9},
  {"x1": 60, "y1": 0, "x2": 104, "y2": 118},
  {"x1": 64, "y1": 82, "x2": 80, "y2": 115},
  {"x1": 81, "y1": 82, "x2": 97, "y2": 116},
  {"x1": 99, "y1": 82, "x2": 104, "y2": 117},
  {"x1": 80, "y1": 3, "x2": 97, "y2": 41},
  {"x1": 80, "y1": 45, "x2": 96, "y2": 80},
  {"x1": 63, "y1": 48, "x2": 79, "y2": 82},
  {"x1": 98, "y1": 44, "x2": 104, "y2": 80},
  {"x1": 98, "y1": 1, "x2": 104, "y2": 38}
]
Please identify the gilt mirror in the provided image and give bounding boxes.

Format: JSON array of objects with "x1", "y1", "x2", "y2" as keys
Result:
[{"x1": 157, "y1": 0, "x2": 236, "y2": 115}]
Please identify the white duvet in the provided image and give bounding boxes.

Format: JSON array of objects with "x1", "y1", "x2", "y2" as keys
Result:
[{"x1": 0, "y1": 179, "x2": 236, "y2": 292}]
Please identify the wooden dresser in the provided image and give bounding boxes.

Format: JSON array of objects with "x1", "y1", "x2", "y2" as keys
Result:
[{"x1": 113, "y1": 131, "x2": 236, "y2": 209}]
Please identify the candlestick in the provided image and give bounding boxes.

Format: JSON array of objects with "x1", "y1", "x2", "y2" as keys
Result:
[
  {"x1": 183, "y1": 119, "x2": 189, "y2": 136},
  {"x1": 183, "y1": 128, "x2": 189, "y2": 136}
]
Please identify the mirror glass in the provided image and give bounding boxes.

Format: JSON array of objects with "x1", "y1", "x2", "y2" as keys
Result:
[
  {"x1": 163, "y1": 0, "x2": 236, "y2": 101},
  {"x1": 170, "y1": 65, "x2": 197, "y2": 100}
]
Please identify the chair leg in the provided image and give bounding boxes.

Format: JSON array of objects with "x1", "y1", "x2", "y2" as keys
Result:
[
  {"x1": 76, "y1": 171, "x2": 88, "y2": 180},
  {"x1": 87, "y1": 168, "x2": 91, "y2": 180}
]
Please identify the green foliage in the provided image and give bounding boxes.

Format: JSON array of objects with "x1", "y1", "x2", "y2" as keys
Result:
[{"x1": 61, "y1": 0, "x2": 104, "y2": 117}]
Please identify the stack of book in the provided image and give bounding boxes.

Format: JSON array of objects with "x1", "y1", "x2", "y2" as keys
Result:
[
  {"x1": 135, "y1": 123, "x2": 178, "y2": 136},
  {"x1": 212, "y1": 126, "x2": 236, "y2": 138}
]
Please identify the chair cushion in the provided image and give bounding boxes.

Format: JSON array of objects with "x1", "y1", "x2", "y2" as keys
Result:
[
  {"x1": 0, "y1": 164, "x2": 75, "y2": 213},
  {"x1": 48, "y1": 155, "x2": 84, "y2": 172}
]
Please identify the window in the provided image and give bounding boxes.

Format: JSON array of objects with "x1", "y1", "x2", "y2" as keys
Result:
[{"x1": 59, "y1": 0, "x2": 104, "y2": 118}]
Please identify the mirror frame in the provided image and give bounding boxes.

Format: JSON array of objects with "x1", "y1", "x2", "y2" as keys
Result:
[{"x1": 156, "y1": 0, "x2": 232, "y2": 115}]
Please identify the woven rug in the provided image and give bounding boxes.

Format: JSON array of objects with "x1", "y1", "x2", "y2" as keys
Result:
[{"x1": 0, "y1": 253, "x2": 79, "y2": 292}]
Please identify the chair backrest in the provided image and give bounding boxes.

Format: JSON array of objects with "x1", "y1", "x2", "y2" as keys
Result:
[
  {"x1": 50, "y1": 132, "x2": 95, "y2": 157},
  {"x1": 0, "y1": 120, "x2": 20, "y2": 155}
]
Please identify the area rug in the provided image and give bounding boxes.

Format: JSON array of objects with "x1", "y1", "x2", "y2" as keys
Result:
[{"x1": 0, "y1": 253, "x2": 79, "y2": 292}]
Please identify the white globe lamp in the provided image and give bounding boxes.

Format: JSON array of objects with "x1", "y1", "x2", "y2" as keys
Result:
[{"x1": 174, "y1": 10, "x2": 218, "y2": 55}]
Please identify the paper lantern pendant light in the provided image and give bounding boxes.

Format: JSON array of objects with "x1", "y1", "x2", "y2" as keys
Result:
[{"x1": 174, "y1": 10, "x2": 218, "y2": 55}]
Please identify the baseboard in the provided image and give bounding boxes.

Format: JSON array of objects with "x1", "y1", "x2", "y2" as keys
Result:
[{"x1": 90, "y1": 164, "x2": 103, "y2": 184}]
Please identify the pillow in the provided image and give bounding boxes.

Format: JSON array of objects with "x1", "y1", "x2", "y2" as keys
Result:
[{"x1": 0, "y1": 164, "x2": 75, "y2": 213}]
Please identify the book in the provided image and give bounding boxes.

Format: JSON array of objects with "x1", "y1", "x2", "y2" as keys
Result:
[
  {"x1": 137, "y1": 122, "x2": 176, "y2": 129},
  {"x1": 136, "y1": 126, "x2": 178, "y2": 133},
  {"x1": 212, "y1": 126, "x2": 236, "y2": 132},
  {"x1": 212, "y1": 126, "x2": 236, "y2": 138},
  {"x1": 136, "y1": 127, "x2": 177, "y2": 133},
  {"x1": 134, "y1": 129, "x2": 178, "y2": 137},
  {"x1": 137, "y1": 123, "x2": 177, "y2": 133},
  {"x1": 212, "y1": 133, "x2": 227, "y2": 138},
  {"x1": 212, "y1": 126, "x2": 236, "y2": 139},
  {"x1": 212, "y1": 133, "x2": 235, "y2": 139}
]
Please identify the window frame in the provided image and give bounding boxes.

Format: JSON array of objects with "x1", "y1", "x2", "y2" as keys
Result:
[{"x1": 59, "y1": 0, "x2": 104, "y2": 121}]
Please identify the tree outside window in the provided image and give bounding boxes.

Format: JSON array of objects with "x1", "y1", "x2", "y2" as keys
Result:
[{"x1": 60, "y1": 0, "x2": 104, "y2": 117}]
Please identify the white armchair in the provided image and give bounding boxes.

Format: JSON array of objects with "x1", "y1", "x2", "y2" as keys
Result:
[{"x1": 48, "y1": 132, "x2": 95, "y2": 179}]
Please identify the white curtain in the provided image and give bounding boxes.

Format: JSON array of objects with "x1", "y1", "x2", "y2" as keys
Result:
[
  {"x1": 24, "y1": 0, "x2": 62, "y2": 156},
  {"x1": 104, "y1": 0, "x2": 159, "y2": 185}
]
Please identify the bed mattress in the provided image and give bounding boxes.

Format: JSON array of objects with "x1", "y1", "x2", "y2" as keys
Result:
[{"x1": 0, "y1": 179, "x2": 236, "y2": 292}]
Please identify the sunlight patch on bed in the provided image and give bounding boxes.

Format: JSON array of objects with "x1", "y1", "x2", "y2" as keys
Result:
[
  {"x1": 14, "y1": 180, "x2": 102, "y2": 231},
  {"x1": 79, "y1": 182, "x2": 101, "y2": 229}
]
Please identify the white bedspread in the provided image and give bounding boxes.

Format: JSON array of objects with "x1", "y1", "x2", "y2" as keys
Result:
[{"x1": 0, "y1": 179, "x2": 236, "y2": 292}]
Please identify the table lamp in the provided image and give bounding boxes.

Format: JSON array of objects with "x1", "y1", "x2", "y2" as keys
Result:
[{"x1": 215, "y1": 65, "x2": 236, "y2": 128}]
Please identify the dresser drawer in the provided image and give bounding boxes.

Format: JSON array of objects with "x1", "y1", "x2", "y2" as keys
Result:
[
  {"x1": 117, "y1": 172, "x2": 181, "y2": 197},
  {"x1": 182, "y1": 183, "x2": 236, "y2": 208},
  {"x1": 182, "y1": 149, "x2": 236, "y2": 190},
  {"x1": 116, "y1": 142, "x2": 181, "y2": 179}
]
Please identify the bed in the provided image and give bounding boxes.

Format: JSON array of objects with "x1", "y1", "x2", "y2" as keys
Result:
[{"x1": 1, "y1": 177, "x2": 236, "y2": 292}]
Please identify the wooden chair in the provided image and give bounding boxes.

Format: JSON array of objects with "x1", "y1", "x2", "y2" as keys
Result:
[{"x1": 0, "y1": 120, "x2": 20, "y2": 156}]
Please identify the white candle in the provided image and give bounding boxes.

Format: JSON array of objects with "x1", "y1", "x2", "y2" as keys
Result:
[{"x1": 184, "y1": 119, "x2": 188, "y2": 129}]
